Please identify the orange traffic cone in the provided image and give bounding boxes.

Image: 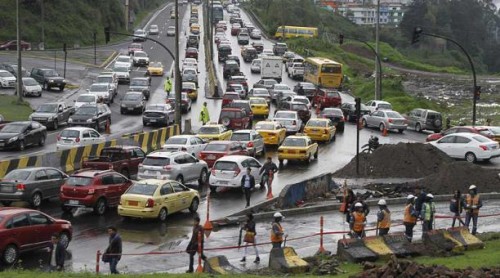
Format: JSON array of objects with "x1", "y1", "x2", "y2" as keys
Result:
[
  {"x1": 105, "y1": 120, "x2": 111, "y2": 134},
  {"x1": 382, "y1": 127, "x2": 388, "y2": 137},
  {"x1": 266, "y1": 175, "x2": 274, "y2": 199}
]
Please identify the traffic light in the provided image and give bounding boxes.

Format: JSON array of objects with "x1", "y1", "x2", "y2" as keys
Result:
[
  {"x1": 104, "y1": 27, "x2": 111, "y2": 44},
  {"x1": 412, "y1": 27, "x2": 423, "y2": 44},
  {"x1": 339, "y1": 34, "x2": 344, "y2": 45},
  {"x1": 474, "y1": 86, "x2": 481, "y2": 101}
]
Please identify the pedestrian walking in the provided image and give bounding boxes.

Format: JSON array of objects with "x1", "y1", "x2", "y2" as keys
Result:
[
  {"x1": 270, "y1": 212, "x2": 285, "y2": 249},
  {"x1": 47, "y1": 234, "x2": 65, "y2": 272},
  {"x1": 420, "y1": 194, "x2": 436, "y2": 233},
  {"x1": 343, "y1": 189, "x2": 355, "y2": 224},
  {"x1": 103, "y1": 226, "x2": 122, "y2": 275},
  {"x1": 241, "y1": 167, "x2": 255, "y2": 207},
  {"x1": 376, "y1": 199, "x2": 391, "y2": 236},
  {"x1": 186, "y1": 216, "x2": 206, "y2": 273},
  {"x1": 465, "y1": 185, "x2": 482, "y2": 235},
  {"x1": 240, "y1": 213, "x2": 260, "y2": 263},
  {"x1": 403, "y1": 195, "x2": 418, "y2": 242},
  {"x1": 450, "y1": 190, "x2": 465, "y2": 227},
  {"x1": 350, "y1": 202, "x2": 366, "y2": 239},
  {"x1": 199, "y1": 102, "x2": 210, "y2": 125},
  {"x1": 259, "y1": 157, "x2": 278, "y2": 189},
  {"x1": 414, "y1": 186, "x2": 427, "y2": 213},
  {"x1": 164, "y1": 76, "x2": 172, "y2": 96}
]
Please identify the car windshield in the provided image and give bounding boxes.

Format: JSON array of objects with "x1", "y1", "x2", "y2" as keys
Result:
[
  {"x1": 97, "y1": 76, "x2": 112, "y2": 83},
  {"x1": 250, "y1": 98, "x2": 266, "y2": 105},
  {"x1": 146, "y1": 105, "x2": 169, "y2": 111},
  {"x1": 473, "y1": 136, "x2": 489, "y2": 143},
  {"x1": 113, "y1": 67, "x2": 128, "y2": 72},
  {"x1": 123, "y1": 93, "x2": 142, "y2": 101},
  {"x1": 183, "y1": 83, "x2": 196, "y2": 90},
  {"x1": 293, "y1": 98, "x2": 309, "y2": 105},
  {"x1": 43, "y1": 70, "x2": 58, "y2": 77},
  {"x1": 487, "y1": 127, "x2": 500, "y2": 135},
  {"x1": 326, "y1": 92, "x2": 340, "y2": 98},
  {"x1": 0, "y1": 124, "x2": 26, "y2": 133},
  {"x1": 214, "y1": 161, "x2": 238, "y2": 171},
  {"x1": 130, "y1": 79, "x2": 148, "y2": 86},
  {"x1": 4, "y1": 170, "x2": 31, "y2": 180},
  {"x1": 135, "y1": 52, "x2": 147, "y2": 57},
  {"x1": 127, "y1": 183, "x2": 157, "y2": 196},
  {"x1": 231, "y1": 133, "x2": 250, "y2": 141},
  {"x1": 255, "y1": 123, "x2": 275, "y2": 130},
  {"x1": 66, "y1": 176, "x2": 93, "y2": 186},
  {"x1": 36, "y1": 104, "x2": 57, "y2": 113},
  {"x1": 116, "y1": 57, "x2": 130, "y2": 63},
  {"x1": 252, "y1": 60, "x2": 261, "y2": 65},
  {"x1": 204, "y1": 143, "x2": 228, "y2": 152},
  {"x1": 150, "y1": 62, "x2": 162, "y2": 67},
  {"x1": 307, "y1": 120, "x2": 327, "y2": 127},
  {"x1": 291, "y1": 104, "x2": 308, "y2": 111},
  {"x1": 76, "y1": 95, "x2": 95, "y2": 102},
  {"x1": 301, "y1": 83, "x2": 315, "y2": 89},
  {"x1": 386, "y1": 111, "x2": 402, "y2": 118},
  {"x1": 165, "y1": 137, "x2": 187, "y2": 145},
  {"x1": 134, "y1": 30, "x2": 145, "y2": 35},
  {"x1": 184, "y1": 69, "x2": 196, "y2": 75},
  {"x1": 60, "y1": 129, "x2": 80, "y2": 138},
  {"x1": 378, "y1": 103, "x2": 392, "y2": 110},
  {"x1": 274, "y1": 85, "x2": 289, "y2": 90},
  {"x1": 90, "y1": 84, "x2": 108, "y2": 92},
  {"x1": 143, "y1": 157, "x2": 170, "y2": 166},
  {"x1": 23, "y1": 78, "x2": 38, "y2": 86},
  {"x1": 282, "y1": 138, "x2": 306, "y2": 147},
  {"x1": 168, "y1": 27, "x2": 176, "y2": 31},
  {"x1": 0, "y1": 72, "x2": 12, "y2": 77},
  {"x1": 275, "y1": 112, "x2": 295, "y2": 119},
  {"x1": 129, "y1": 44, "x2": 141, "y2": 49},
  {"x1": 75, "y1": 107, "x2": 97, "y2": 115},
  {"x1": 323, "y1": 109, "x2": 343, "y2": 116}
]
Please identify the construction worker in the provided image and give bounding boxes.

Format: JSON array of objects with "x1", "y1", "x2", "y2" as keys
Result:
[
  {"x1": 414, "y1": 186, "x2": 427, "y2": 213},
  {"x1": 420, "y1": 193, "x2": 436, "y2": 233},
  {"x1": 450, "y1": 190, "x2": 465, "y2": 227},
  {"x1": 164, "y1": 76, "x2": 172, "y2": 96},
  {"x1": 270, "y1": 212, "x2": 285, "y2": 249},
  {"x1": 464, "y1": 185, "x2": 482, "y2": 235},
  {"x1": 376, "y1": 199, "x2": 391, "y2": 236},
  {"x1": 403, "y1": 195, "x2": 418, "y2": 242},
  {"x1": 350, "y1": 203, "x2": 366, "y2": 239},
  {"x1": 199, "y1": 102, "x2": 210, "y2": 125},
  {"x1": 349, "y1": 195, "x2": 370, "y2": 217}
]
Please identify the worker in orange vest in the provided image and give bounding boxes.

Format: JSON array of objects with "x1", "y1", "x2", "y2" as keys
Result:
[
  {"x1": 350, "y1": 203, "x2": 366, "y2": 239},
  {"x1": 464, "y1": 185, "x2": 482, "y2": 235},
  {"x1": 376, "y1": 199, "x2": 391, "y2": 236},
  {"x1": 270, "y1": 212, "x2": 285, "y2": 248},
  {"x1": 403, "y1": 195, "x2": 418, "y2": 242}
]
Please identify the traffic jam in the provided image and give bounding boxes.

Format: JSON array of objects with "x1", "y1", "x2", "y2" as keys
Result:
[{"x1": 0, "y1": 0, "x2": 499, "y2": 272}]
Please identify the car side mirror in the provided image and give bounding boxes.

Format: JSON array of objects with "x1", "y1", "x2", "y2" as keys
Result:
[{"x1": 58, "y1": 108, "x2": 63, "y2": 112}]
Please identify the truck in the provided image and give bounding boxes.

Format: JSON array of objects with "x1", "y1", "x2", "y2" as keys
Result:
[
  {"x1": 261, "y1": 56, "x2": 283, "y2": 83},
  {"x1": 29, "y1": 102, "x2": 75, "y2": 130},
  {"x1": 287, "y1": 62, "x2": 304, "y2": 80},
  {"x1": 81, "y1": 146, "x2": 146, "y2": 178}
]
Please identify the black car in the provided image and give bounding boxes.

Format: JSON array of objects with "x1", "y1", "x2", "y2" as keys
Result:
[
  {"x1": 0, "y1": 167, "x2": 68, "y2": 207},
  {"x1": 340, "y1": 102, "x2": 371, "y2": 122},
  {"x1": 223, "y1": 60, "x2": 240, "y2": 79},
  {"x1": 186, "y1": 35, "x2": 199, "y2": 48},
  {"x1": 30, "y1": 68, "x2": 66, "y2": 91},
  {"x1": 129, "y1": 77, "x2": 151, "y2": 100},
  {"x1": 218, "y1": 44, "x2": 232, "y2": 62},
  {"x1": 68, "y1": 104, "x2": 111, "y2": 132},
  {"x1": 320, "y1": 108, "x2": 345, "y2": 132},
  {"x1": 293, "y1": 82, "x2": 317, "y2": 98},
  {"x1": 0, "y1": 63, "x2": 27, "y2": 78},
  {"x1": 0, "y1": 121, "x2": 47, "y2": 151},
  {"x1": 142, "y1": 104, "x2": 175, "y2": 126}
]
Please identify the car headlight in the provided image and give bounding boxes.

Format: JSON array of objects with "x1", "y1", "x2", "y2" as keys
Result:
[
  {"x1": 135, "y1": 104, "x2": 143, "y2": 108},
  {"x1": 86, "y1": 118, "x2": 93, "y2": 123},
  {"x1": 121, "y1": 104, "x2": 126, "y2": 108},
  {"x1": 68, "y1": 118, "x2": 73, "y2": 123},
  {"x1": 48, "y1": 116, "x2": 54, "y2": 121},
  {"x1": 63, "y1": 79, "x2": 66, "y2": 83},
  {"x1": 49, "y1": 79, "x2": 54, "y2": 83},
  {"x1": 8, "y1": 136, "x2": 18, "y2": 143}
]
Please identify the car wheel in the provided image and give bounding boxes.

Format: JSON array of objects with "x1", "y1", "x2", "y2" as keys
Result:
[
  {"x1": 189, "y1": 198, "x2": 199, "y2": 213},
  {"x1": 465, "y1": 152, "x2": 477, "y2": 163},
  {"x1": 61, "y1": 205, "x2": 73, "y2": 213},
  {"x1": 53, "y1": 120, "x2": 58, "y2": 130},
  {"x1": 38, "y1": 136, "x2": 45, "y2": 146},
  {"x1": 2, "y1": 244, "x2": 18, "y2": 265},
  {"x1": 314, "y1": 149, "x2": 319, "y2": 159},
  {"x1": 93, "y1": 198, "x2": 107, "y2": 215},
  {"x1": 121, "y1": 169, "x2": 130, "y2": 179},
  {"x1": 18, "y1": 140, "x2": 25, "y2": 151},
  {"x1": 176, "y1": 175, "x2": 184, "y2": 185},
  {"x1": 279, "y1": 159, "x2": 284, "y2": 166},
  {"x1": 120, "y1": 109, "x2": 125, "y2": 115},
  {"x1": 28, "y1": 193, "x2": 41, "y2": 208},
  {"x1": 398, "y1": 129, "x2": 404, "y2": 134},
  {"x1": 198, "y1": 168, "x2": 208, "y2": 186},
  {"x1": 22, "y1": 90, "x2": 27, "y2": 97},
  {"x1": 38, "y1": 91, "x2": 42, "y2": 97},
  {"x1": 43, "y1": 82, "x2": 48, "y2": 90},
  {"x1": 379, "y1": 123, "x2": 385, "y2": 132},
  {"x1": 59, "y1": 232, "x2": 70, "y2": 249},
  {"x1": 306, "y1": 153, "x2": 312, "y2": 164},
  {"x1": 415, "y1": 123, "x2": 422, "y2": 132},
  {"x1": 158, "y1": 208, "x2": 168, "y2": 222},
  {"x1": 210, "y1": 186, "x2": 217, "y2": 194},
  {"x1": 261, "y1": 145, "x2": 266, "y2": 156},
  {"x1": 1, "y1": 201, "x2": 12, "y2": 206},
  {"x1": 59, "y1": 86, "x2": 64, "y2": 91},
  {"x1": 362, "y1": 119, "x2": 368, "y2": 128}
]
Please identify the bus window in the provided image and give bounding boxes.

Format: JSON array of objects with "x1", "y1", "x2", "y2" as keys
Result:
[{"x1": 321, "y1": 66, "x2": 341, "y2": 74}]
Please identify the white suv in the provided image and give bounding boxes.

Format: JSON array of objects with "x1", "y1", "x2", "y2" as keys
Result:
[
  {"x1": 56, "y1": 127, "x2": 105, "y2": 150},
  {"x1": 114, "y1": 55, "x2": 132, "y2": 70},
  {"x1": 133, "y1": 51, "x2": 150, "y2": 67},
  {"x1": 208, "y1": 155, "x2": 264, "y2": 192},
  {"x1": 273, "y1": 110, "x2": 303, "y2": 134}
]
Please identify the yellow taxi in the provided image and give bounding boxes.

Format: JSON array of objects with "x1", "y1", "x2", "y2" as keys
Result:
[
  {"x1": 190, "y1": 23, "x2": 201, "y2": 35},
  {"x1": 182, "y1": 81, "x2": 198, "y2": 100},
  {"x1": 304, "y1": 118, "x2": 336, "y2": 142},
  {"x1": 196, "y1": 123, "x2": 232, "y2": 141},
  {"x1": 147, "y1": 61, "x2": 164, "y2": 76},
  {"x1": 255, "y1": 120, "x2": 286, "y2": 146},
  {"x1": 249, "y1": 97, "x2": 269, "y2": 118},
  {"x1": 118, "y1": 179, "x2": 200, "y2": 221},
  {"x1": 278, "y1": 134, "x2": 319, "y2": 165}
]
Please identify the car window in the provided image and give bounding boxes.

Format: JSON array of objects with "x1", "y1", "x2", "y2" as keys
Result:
[
  {"x1": 248, "y1": 159, "x2": 261, "y2": 168},
  {"x1": 455, "y1": 136, "x2": 471, "y2": 144},
  {"x1": 35, "y1": 170, "x2": 48, "y2": 181},
  {"x1": 134, "y1": 148, "x2": 145, "y2": 158},
  {"x1": 113, "y1": 174, "x2": 127, "y2": 184},
  {"x1": 190, "y1": 138, "x2": 198, "y2": 145},
  {"x1": 184, "y1": 154, "x2": 197, "y2": 163},
  {"x1": 46, "y1": 169, "x2": 62, "y2": 180},
  {"x1": 160, "y1": 184, "x2": 173, "y2": 195},
  {"x1": 101, "y1": 175, "x2": 114, "y2": 185},
  {"x1": 29, "y1": 212, "x2": 50, "y2": 225},
  {"x1": 10, "y1": 214, "x2": 30, "y2": 228},
  {"x1": 170, "y1": 181, "x2": 185, "y2": 192},
  {"x1": 82, "y1": 131, "x2": 91, "y2": 138},
  {"x1": 439, "y1": 136, "x2": 456, "y2": 144},
  {"x1": 174, "y1": 154, "x2": 186, "y2": 164}
]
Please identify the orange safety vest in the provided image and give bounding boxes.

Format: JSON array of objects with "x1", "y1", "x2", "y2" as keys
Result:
[
  {"x1": 378, "y1": 210, "x2": 391, "y2": 229},
  {"x1": 466, "y1": 194, "x2": 480, "y2": 214},
  {"x1": 404, "y1": 204, "x2": 417, "y2": 224},
  {"x1": 270, "y1": 222, "x2": 283, "y2": 243},
  {"x1": 352, "y1": 212, "x2": 366, "y2": 233}
]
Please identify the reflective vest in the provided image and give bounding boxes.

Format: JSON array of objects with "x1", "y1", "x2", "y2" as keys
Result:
[
  {"x1": 352, "y1": 212, "x2": 366, "y2": 233},
  {"x1": 378, "y1": 210, "x2": 391, "y2": 229},
  {"x1": 423, "y1": 202, "x2": 435, "y2": 221},
  {"x1": 404, "y1": 204, "x2": 417, "y2": 224},
  {"x1": 466, "y1": 194, "x2": 480, "y2": 214},
  {"x1": 270, "y1": 223, "x2": 283, "y2": 243}
]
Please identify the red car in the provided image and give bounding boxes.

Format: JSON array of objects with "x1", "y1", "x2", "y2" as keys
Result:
[
  {"x1": 313, "y1": 89, "x2": 342, "y2": 109},
  {"x1": 231, "y1": 24, "x2": 241, "y2": 36},
  {"x1": 227, "y1": 75, "x2": 248, "y2": 92},
  {"x1": 222, "y1": 92, "x2": 241, "y2": 107},
  {"x1": 218, "y1": 107, "x2": 251, "y2": 130},
  {"x1": 185, "y1": 47, "x2": 199, "y2": 60},
  {"x1": 0, "y1": 40, "x2": 31, "y2": 51},
  {"x1": 128, "y1": 43, "x2": 143, "y2": 55},
  {"x1": 59, "y1": 169, "x2": 132, "y2": 215},
  {"x1": 426, "y1": 126, "x2": 492, "y2": 142},
  {"x1": 198, "y1": 141, "x2": 248, "y2": 167},
  {"x1": 0, "y1": 208, "x2": 72, "y2": 265}
]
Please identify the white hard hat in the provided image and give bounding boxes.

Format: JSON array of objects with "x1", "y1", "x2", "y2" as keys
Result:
[
  {"x1": 273, "y1": 212, "x2": 283, "y2": 218},
  {"x1": 469, "y1": 185, "x2": 477, "y2": 190},
  {"x1": 377, "y1": 199, "x2": 387, "y2": 206},
  {"x1": 406, "y1": 194, "x2": 415, "y2": 200},
  {"x1": 354, "y1": 202, "x2": 363, "y2": 208},
  {"x1": 426, "y1": 193, "x2": 434, "y2": 199}
]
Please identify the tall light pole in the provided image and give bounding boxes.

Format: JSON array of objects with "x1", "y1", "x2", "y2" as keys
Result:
[
  {"x1": 174, "y1": 0, "x2": 182, "y2": 128},
  {"x1": 41, "y1": 0, "x2": 45, "y2": 50},
  {"x1": 374, "y1": 0, "x2": 381, "y2": 100},
  {"x1": 125, "y1": 0, "x2": 130, "y2": 31},
  {"x1": 16, "y1": 0, "x2": 23, "y2": 103}
]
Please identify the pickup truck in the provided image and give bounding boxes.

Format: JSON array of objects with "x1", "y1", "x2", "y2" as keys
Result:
[
  {"x1": 29, "y1": 102, "x2": 75, "y2": 130},
  {"x1": 82, "y1": 146, "x2": 146, "y2": 178},
  {"x1": 287, "y1": 62, "x2": 304, "y2": 80},
  {"x1": 30, "y1": 68, "x2": 66, "y2": 91}
]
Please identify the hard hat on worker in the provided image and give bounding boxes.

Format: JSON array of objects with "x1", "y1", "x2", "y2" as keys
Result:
[
  {"x1": 354, "y1": 202, "x2": 363, "y2": 208},
  {"x1": 273, "y1": 212, "x2": 284, "y2": 218},
  {"x1": 426, "y1": 193, "x2": 434, "y2": 199},
  {"x1": 377, "y1": 199, "x2": 387, "y2": 206},
  {"x1": 406, "y1": 194, "x2": 415, "y2": 200},
  {"x1": 469, "y1": 185, "x2": 477, "y2": 190}
]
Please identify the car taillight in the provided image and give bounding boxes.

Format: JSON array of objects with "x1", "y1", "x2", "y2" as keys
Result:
[
  {"x1": 199, "y1": 153, "x2": 205, "y2": 159},
  {"x1": 163, "y1": 165, "x2": 173, "y2": 171},
  {"x1": 75, "y1": 137, "x2": 80, "y2": 143},
  {"x1": 57, "y1": 135, "x2": 61, "y2": 141},
  {"x1": 388, "y1": 119, "x2": 393, "y2": 123},
  {"x1": 479, "y1": 145, "x2": 488, "y2": 151},
  {"x1": 234, "y1": 168, "x2": 241, "y2": 177},
  {"x1": 247, "y1": 142, "x2": 254, "y2": 147},
  {"x1": 211, "y1": 168, "x2": 216, "y2": 176},
  {"x1": 145, "y1": 198, "x2": 155, "y2": 207},
  {"x1": 88, "y1": 188, "x2": 95, "y2": 195},
  {"x1": 16, "y1": 184, "x2": 25, "y2": 191}
]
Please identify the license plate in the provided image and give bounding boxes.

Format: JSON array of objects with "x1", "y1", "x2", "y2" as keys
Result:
[
  {"x1": 150, "y1": 119, "x2": 156, "y2": 122},
  {"x1": 0, "y1": 143, "x2": 4, "y2": 147},
  {"x1": 207, "y1": 155, "x2": 216, "y2": 160},
  {"x1": 312, "y1": 129, "x2": 319, "y2": 132},
  {"x1": 128, "y1": 200, "x2": 138, "y2": 206},
  {"x1": 128, "y1": 108, "x2": 134, "y2": 111},
  {"x1": 287, "y1": 150, "x2": 295, "y2": 154},
  {"x1": 0, "y1": 186, "x2": 13, "y2": 193},
  {"x1": 69, "y1": 200, "x2": 79, "y2": 205},
  {"x1": 218, "y1": 181, "x2": 228, "y2": 185}
]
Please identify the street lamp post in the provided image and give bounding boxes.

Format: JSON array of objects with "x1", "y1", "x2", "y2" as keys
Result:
[
  {"x1": 16, "y1": 0, "x2": 23, "y2": 103},
  {"x1": 174, "y1": 0, "x2": 182, "y2": 129},
  {"x1": 374, "y1": 0, "x2": 381, "y2": 100}
]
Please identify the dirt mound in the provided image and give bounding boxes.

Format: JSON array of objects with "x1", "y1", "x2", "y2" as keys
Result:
[{"x1": 355, "y1": 256, "x2": 500, "y2": 278}]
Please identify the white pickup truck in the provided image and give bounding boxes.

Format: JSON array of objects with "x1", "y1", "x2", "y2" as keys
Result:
[{"x1": 287, "y1": 62, "x2": 304, "y2": 80}]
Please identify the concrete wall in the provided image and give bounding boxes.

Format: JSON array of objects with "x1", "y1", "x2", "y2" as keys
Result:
[{"x1": 276, "y1": 173, "x2": 334, "y2": 209}]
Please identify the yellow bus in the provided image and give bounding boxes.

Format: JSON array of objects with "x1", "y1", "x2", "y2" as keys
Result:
[
  {"x1": 275, "y1": 26, "x2": 318, "y2": 39},
  {"x1": 304, "y1": 57, "x2": 343, "y2": 89}
]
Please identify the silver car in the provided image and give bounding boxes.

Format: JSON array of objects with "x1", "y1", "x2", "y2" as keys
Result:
[
  {"x1": 181, "y1": 67, "x2": 198, "y2": 86},
  {"x1": 143, "y1": 104, "x2": 175, "y2": 126},
  {"x1": 138, "y1": 151, "x2": 209, "y2": 186},
  {"x1": 230, "y1": 130, "x2": 265, "y2": 157},
  {"x1": 120, "y1": 91, "x2": 145, "y2": 114},
  {"x1": 362, "y1": 110, "x2": 408, "y2": 133},
  {"x1": 273, "y1": 110, "x2": 303, "y2": 134}
]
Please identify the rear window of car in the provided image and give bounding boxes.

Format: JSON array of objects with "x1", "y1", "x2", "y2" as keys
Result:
[
  {"x1": 66, "y1": 176, "x2": 93, "y2": 186},
  {"x1": 386, "y1": 111, "x2": 402, "y2": 118},
  {"x1": 4, "y1": 170, "x2": 31, "y2": 180},
  {"x1": 291, "y1": 104, "x2": 308, "y2": 111},
  {"x1": 255, "y1": 123, "x2": 275, "y2": 130},
  {"x1": 323, "y1": 109, "x2": 343, "y2": 116},
  {"x1": 165, "y1": 137, "x2": 187, "y2": 144},
  {"x1": 282, "y1": 138, "x2": 306, "y2": 147},
  {"x1": 307, "y1": 120, "x2": 327, "y2": 127},
  {"x1": 250, "y1": 98, "x2": 266, "y2": 105},
  {"x1": 326, "y1": 92, "x2": 340, "y2": 98},
  {"x1": 223, "y1": 94, "x2": 239, "y2": 100},
  {"x1": 143, "y1": 157, "x2": 170, "y2": 166},
  {"x1": 199, "y1": 127, "x2": 219, "y2": 134},
  {"x1": 220, "y1": 111, "x2": 239, "y2": 118},
  {"x1": 204, "y1": 143, "x2": 228, "y2": 152},
  {"x1": 231, "y1": 133, "x2": 250, "y2": 141},
  {"x1": 214, "y1": 161, "x2": 238, "y2": 171},
  {"x1": 378, "y1": 103, "x2": 392, "y2": 110},
  {"x1": 275, "y1": 112, "x2": 295, "y2": 119},
  {"x1": 127, "y1": 183, "x2": 157, "y2": 196}
]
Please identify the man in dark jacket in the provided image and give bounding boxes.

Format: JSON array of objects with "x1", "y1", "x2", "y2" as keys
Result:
[
  {"x1": 105, "y1": 226, "x2": 122, "y2": 274},
  {"x1": 186, "y1": 216, "x2": 206, "y2": 273},
  {"x1": 47, "y1": 234, "x2": 65, "y2": 271},
  {"x1": 259, "y1": 157, "x2": 278, "y2": 190},
  {"x1": 414, "y1": 186, "x2": 427, "y2": 213},
  {"x1": 241, "y1": 167, "x2": 255, "y2": 208}
]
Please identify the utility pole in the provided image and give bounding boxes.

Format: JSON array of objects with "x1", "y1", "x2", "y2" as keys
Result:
[
  {"x1": 41, "y1": 0, "x2": 45, "y2": 50},
  {"x1": 125, "y1": 0, "x2": 130, "y2": 31},
  {"x1": 93, "y1": 32, "x2": 97, "y2": 65},
  {"x1": 174, "y1": 0, "x2": 182, "y2": 128},
  {"x1": 16, "y1": 0, "x2": 23, "y2": 102},
  {"x1": 63, "y1": 43, "x2": 67, "y2": 78},
  {"x1": 374, "y1": 0, "x2": 381, "y2": 100}
]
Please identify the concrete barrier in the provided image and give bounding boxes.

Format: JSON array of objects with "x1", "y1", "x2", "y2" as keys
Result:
[
  {"x1": 383, "y1": 233, "x2": 417, "y2": 257},
  {"x1": 449, "y1": 227, "x2": 485, "y2": 250},
  {"x1": 276, "y1": 173, "x2": 334, "y2": 209},
  {"x1": 203, "y1": 255, "x2": 241, "y2": 274},
  {"x1": 121, "y1": 125, "x2": 179, "y2": 153},
  {"x1": 422, "y1": 229, "x2": 457, "y2": 252},
  {"x1": 337, "y1": 238, "x2": 378, "y2": 263},
  {"x1": 268, "y1": 247, "x2": 310, "y2": 274},
  {"x1": 363, "y1": 236, "x2": 394, "y2": 259}
]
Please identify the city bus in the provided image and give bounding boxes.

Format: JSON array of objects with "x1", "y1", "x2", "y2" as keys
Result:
[
  {"x1": 303, "y1": 57, "x2": 343, "y2": 89},
  {"x1": 211, "y1": 4, "x2": 224, "y2": 23},
  {"x1": 274, "y1": 26, "x2": 318, "y2": 39}
]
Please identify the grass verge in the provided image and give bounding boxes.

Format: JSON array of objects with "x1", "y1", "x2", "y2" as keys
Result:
[{"x1": 0, "y1": 95, "x2": 33, "y2": 121}]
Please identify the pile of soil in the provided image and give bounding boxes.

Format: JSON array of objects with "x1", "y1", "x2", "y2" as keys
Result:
[{"x1": 355, "y1": 256, "x2": 500, "y2": 278}]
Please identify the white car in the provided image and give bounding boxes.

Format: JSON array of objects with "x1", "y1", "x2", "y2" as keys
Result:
[
  {"x1": 21, "y1": 77, "x2": 42, "y2": 97},
  {"x1": 270, "y1": 83, "x2": 292, "y2": 102},
  {"x1": 96, "y1": 73, "x2": 118, "y2": 97},
  {"x1": 112, "y1": 66, "x2": 130, "y2": 84},
  {"x1": 250, "y1": 58, "x2": 261, "y2": 73},
  {"x1": 0, "y1": 70, "x2": 16, "y2": 88},
  {"x1": 133, "y1": 29, "x2": 147, "y2": 42},
  {"x1": 149, "y1": 24, "x2": 159, "y2": 35},
  {"x1": 56, "y1": 127, "x2": 105, "y2": 151},
  {"x1": 261, "y1": 49, "x2": 274, "y2": 57},
  {"x1": 430, "y1": 133, "x2": 500, "y2": 163},
  {"x1": 132, "y1": 51, "x2": 150, "y2": 66},
  {"x1": 87, "y1": 83, "x2": 114, "y2": 104},
  {"x1": 74, "y1": 94, "x2": 98, "y2": 109},
  {"x1": 209, "y1": 155, "x2": 264, "y2": 191},
  {"x1": 167, "y1": 26, "x2": 176, "y2": 36},
  {"x1": 289, "y1": 95, "x2": 311, "y2": 110},
  {"x1": 366, "y1": 100, "x2": 393, "y2": 113},
  {"x1": 273, "y1": 110, "x2": 303, "y2": 134},
  {"x1": 162, "y1": 135, "x2": 207, "y2": 158},
  {"x1": 182, "y1": 58, "x2": 198, "y2": 71},
  {"x1": 114, "y1": 55, "x2": 132, "y2": 70}
]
